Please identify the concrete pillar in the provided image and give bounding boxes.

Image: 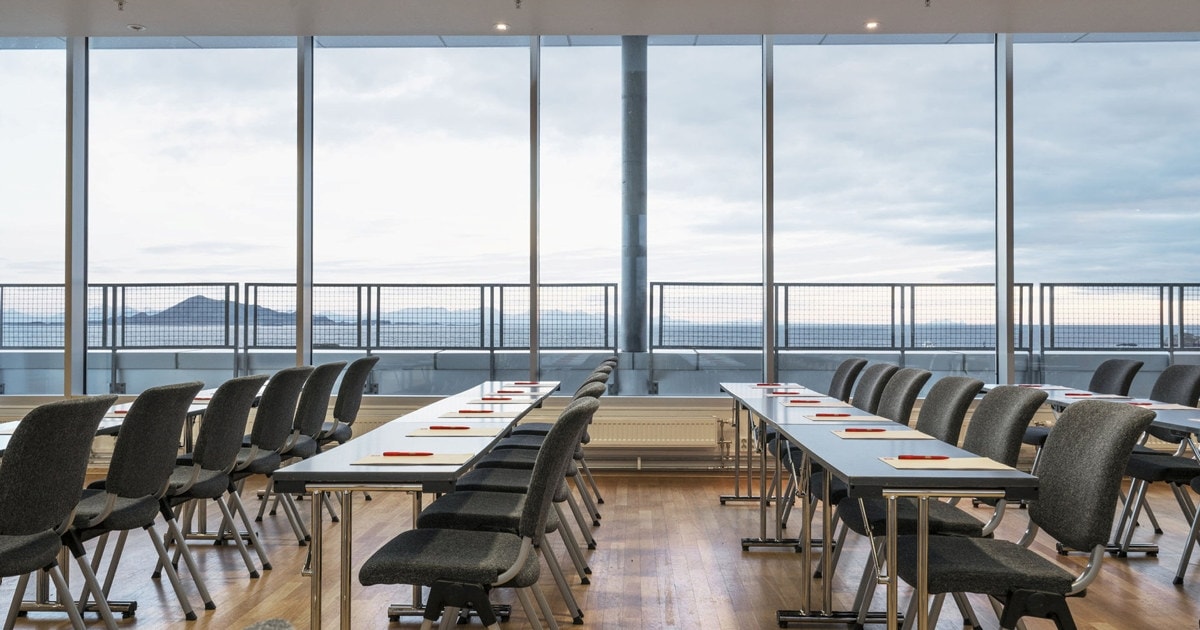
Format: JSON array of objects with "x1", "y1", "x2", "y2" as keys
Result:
[{"x1": 621, "y1": 36, "x2": 648, "y2": 352}]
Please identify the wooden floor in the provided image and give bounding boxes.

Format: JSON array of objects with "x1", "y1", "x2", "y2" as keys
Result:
[{"x1": 4, "y1": 471, "x2": 1200, "y2": 629}]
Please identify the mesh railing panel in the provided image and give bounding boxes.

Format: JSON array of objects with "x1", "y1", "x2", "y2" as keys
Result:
[
  {"x1": 778, "y1": 285, "x2": 896, "y2": 349},
  {"x1": 1183, "y1": 286, "x2": 1200, "y2": 349},
  {"x1": 533, "y1": 284, "x2": 617, "y2": 350},
  {"x1": 245, "y1": 283, "x2": 298, "y2": 348},
  {"x1": 1043, "y1": 284, "x2": 1167, "y2": 350},
  {"x1": 909, "y1": 284, "x2": 997, "y2": 349},
  {"x1": 313, "y1": 285, "x2": 368, "y2": 349},
  {"x1": 0, "y1": 285, "x2": 65, "y2": 348},
  {"x1": 651, "y1": 283, "x2": 763, "y2": 349},
  {"x1": 103, "y1": 284, "x2": 238, "y2": 348},
  {"x1": 375, "y1": 285, "x2": 486, "y2": 349}
]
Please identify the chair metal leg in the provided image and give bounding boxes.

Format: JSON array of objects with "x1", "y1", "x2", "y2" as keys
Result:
[
  {"x1": 162, "y1": 511, "x2": 215, "y2": 608},
  {"x1": 578, "y1": 457, "x2": 604, "y2": 504},
  {"x1": 46, "y1": 567, "x2": 87, "y2": 630},
  {"x1": 228, "y1": 488, "x2": 273, "y2": 571},
  {"x1": 278, "y1": 491, "x2": 311, "y2": 543},
  {"x1": 70, "y1": 547, "x2": 119, "y2": 630},
  {"x1": 571, "y1": 473, "x2": 601, "y2": 525},
  {"x1": 529, "y1": 584, "x2": 560, "y2": 630},
  {"x1": 554, "y1": 503, "x2": 592, "y2": 582},
  {"x1": 214, "y1": 496, "x2": 262, "y2": 578},
  {"x1": 146, "y1": 524, "x2": 198, "y2": 619},
  {"x1": 952, "y1": 591, "x2": 983, "y2": 630},
  {"x1": 564, "y1": 491, "x2": 597, "y2": 549},
  {"x1": 5, "y1": 572, "x2": 33, "y2": 630},
  {"x1": 539, "y1": 544, "x2": 584, "y2": 623}
]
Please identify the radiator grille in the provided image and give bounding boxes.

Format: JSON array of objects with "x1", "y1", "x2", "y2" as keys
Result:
[{"x1": 587, "y1": 417, "x2": 718, "y2": 448}]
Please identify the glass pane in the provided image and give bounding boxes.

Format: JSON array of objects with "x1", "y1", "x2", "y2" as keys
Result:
[
  {"x1": 314, "y1": 38, "x2": 530, "y2": 394},
  {"x1": 88, "y1": 39, "x2": 295, "y2": 393},
  {"x1": 0, "y1": 40, "x2": 66, "y2": 395},
  {"x1": 774, "y1": 42, "x2": 997, "y2": 387}
]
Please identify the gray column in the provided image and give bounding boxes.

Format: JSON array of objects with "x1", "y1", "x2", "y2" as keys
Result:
[
  {"x1": 621, "y1": 36, "x2": 648, "y2": 353},
  {"x1": 529, "y1": 36, "x2": 541, "y2": 378},
  {"x1": 995, "y1": 33, "x2": 1015, "y2": 383},
  {"x1": 762, "y1": 36, "x2": 776, "y2": 382},
  {"x1": 296, "y1": 36, "x2": 314, "y2": 366},
  {"x1": 65, "y1": 38, "x2": 88, "y2": 395}
]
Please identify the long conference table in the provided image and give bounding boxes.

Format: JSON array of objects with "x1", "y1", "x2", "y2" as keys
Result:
[
  {"x1": 721, "y1": 382, "x2": 1039, "y2": 630},
  {"x1": 272, "y1": 380, "x2": 560, "y2": 630}
]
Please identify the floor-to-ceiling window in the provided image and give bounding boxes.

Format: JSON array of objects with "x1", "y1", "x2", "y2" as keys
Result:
[
  {"x1": 646, "y1": 36, "x2": 764, "y2": 394},
  {"x1": 0, "y1": 39, "x2": 66, "y2": 395},
  {"x1": 87, "y1": 37, "x2": 295, "y2": 393},
  {"x1": 1014, "y1": 37, "x2": 1200, "y2": 393},
  {"x1": 774, "y1": 37, "x2": 997, "y2": 388},
  {"x1": 313, "y1": 37, "x2": 530, "y2": 394}
]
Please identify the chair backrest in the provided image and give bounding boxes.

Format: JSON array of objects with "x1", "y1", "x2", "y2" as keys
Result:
[
  {"x1": 248, "y1": 365, "x2": 315, "y2": 451},
  {"x1": 192, "y1": 374, "x2": 270, "y2": 471},
  {"x1": 851, "y1": 363, "x2": 900, "y2": 414},
  {"x1": 293, "y1": 361, "x2": 347, "y2": 438},
  {"x1": 1088, "y1": 359, "x2": 1144, "y2": 396},
  {"x1": 1150, "y1": 363, "x2": 1200, "y2": 407},
  {"x1": 574, "y1": 371, "x2": 610, "y2": 396},
  {"x1": 875, "y1": 368, "x2": 932, "y2": 425},
  {"x1": 106, "y1": 381, "x2": 204, "y2": 499},
  {"x1": 913, "y1": 376, "x2": 984, "y2": 444},
  {"x1": 827, "y1": 358, "x2": 868, "y2": 402},
  {"x1": 0, "y1": 395, "x2": 116, "y2": 536},
  {"x1": 520, "y1": 396, "x2": 601, "y2": 543},
  {"x1": 1032, "y1": 399, "x2": 1155, "y2": 553},
  {"x1": 960, "y1": 385, "x2": 1048, "y2": 466},
  {"x1": 332, "y1": 355, "x2": 380, "y2": 426},
  {"x1": 573, "y1": 380, "x2": 607, "y2": 400}
]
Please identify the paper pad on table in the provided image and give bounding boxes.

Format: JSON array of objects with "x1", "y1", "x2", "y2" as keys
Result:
[
  {"x1": 440, "y1": 410, "x2": 523, "y2": 418},
  {"x1": 1018, "y1": 384, "x2": 1069, "y2": 390},
  {"x1": 353, "y1": 453, "x2": 474, "y2": 466},
  {"x1": 881, "y1": 456, "x2": 1012, "y2": 470},
  {"x1": 784, "y1": 399, "x2": 851, "y2": 407},
  {"x1": 407, "y1": 427, "x2": 503, "y2": 437},
  {"x1": 1137, "y1": 402, "x2": 1195, "y2": 410},
  {"x1": 833, "y1": 430, "x2": 935, "y2": 440},
  {"x1": 0, "y1": 424, "x2": 16, "y2": 435},
  {"x1": 804, "y1": 414, "x2": 891, "y2": 422}
]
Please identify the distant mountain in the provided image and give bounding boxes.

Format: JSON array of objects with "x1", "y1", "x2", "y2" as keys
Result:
[{"x1": 122, "y1": 295, "x2": 340, "y2": 325}]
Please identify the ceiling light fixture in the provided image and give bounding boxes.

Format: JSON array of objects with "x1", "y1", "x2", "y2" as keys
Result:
[
  {"x1": 495, "y1": 22, "x2": 510, "y2": 32},
  {"x1": 864, "y1": 20, "x2": 880, "y2": 30}
]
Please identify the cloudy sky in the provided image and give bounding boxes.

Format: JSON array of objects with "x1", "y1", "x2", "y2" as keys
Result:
[{"x1": 2, "y1": 37, "x2": 1199, "y2": 291}]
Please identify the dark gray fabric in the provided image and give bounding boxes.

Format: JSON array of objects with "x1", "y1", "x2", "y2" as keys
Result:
[
  {"x1": 837, "y1": 496, "x2": 985, "y2": 538},
  {"x1": 0, "y1": 395, "x2": 115, "y2": 577},
  {"x1": 851, "y1": 363, "x2": 899, "y2": 414},
  {"x1": 0, "y1": 395, "x2": 116, "y2": 536},
  {"x1": 330, "y1": 355, "x2": 379, "y2": 429},
  {"x1": 1032, "y1": 400, "x2": 1155, "y2": 553},
  {"x1": 574, "y1": 379, "x2": 608, "y2": 399},
  {"x1": 290, "y1": 361, "x2": 345, "y2": 442},
  {"x1": 1124, "y1": 454, "x2": 1200, "y2": 483},
  {"x1": 359, "y1": 528, "x2": 540, "y2": 588},
  {"x1": 913, "y1": 376, "x2": 983, "y2": 445},
  {"x1": 191, "y1": 375, "x2": 269, "y2": 471},
  {"x1": 895, "y1": 535, "x2": 1075, "y2": 596},
  {"x1": 1020, "y1": 425, "x2": 1051, "y2": 448},
  {"x1": 247, "y1": 366, "x2": 313, "y2": 452},
  {"x1": 960, "y1": 386, "x2": 1047, "y2": 466},
  {"x1": 827, "y1": 358, "x2": 868, "y2": 403},
  {"x1": 72, "y1": 488, "x2": 160, "y2": 534},
  {"x1": 491, "y1": 434, "x2": 544, "y2": 450},
  {"x1": 416, "y1": 491, "x2": 560, "y2": 534},
  {"x1": 518, "y1": 396, "x2": 599, "y2": 540},
  {"x1": 875, "y1": 368, "x2": 932, "y2": 425},
  {"x1": 1088, "y1": 359, "x2": 1143, "y2": 396},
  {"x1": 510, "y1": 421, "x2": 554, "y2": 437},
  {"x1": 457, "y1": 466, "x2": 569, "y2": 502},
  {"x1": 105, "y1": 381, "x2": 204, "y2": 499},
  {"x1": 1149, "y1": 363, "x2": 1200, "y2": 407}
]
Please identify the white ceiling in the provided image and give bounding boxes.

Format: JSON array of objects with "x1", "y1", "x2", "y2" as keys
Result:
[{"x1": 2, "y1": 0, "x2": 1200, "y2": 39}]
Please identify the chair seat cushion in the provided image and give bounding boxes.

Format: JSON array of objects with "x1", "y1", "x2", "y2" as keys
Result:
[
  {"x1": 474, "y1": 450, "x2": 579, "y2": 477},
  {"x1": 284, "y1": 435, "x2": 318, "y2": 460},
  {"x1": 166, "y1": 466, "x2": 229, "y2": 501},
  {"x1": 1124, "y1": 453, "x2": 1200, "y2": 483},
  {"x1": 71, "y1": 488, "x2": 159, "y2": 534},
  {"x1": 0, "y1": 530, "x2": 63, "y2": 576},
  {"x1": 895, "y1": 535, "x2": 1075, "y2": 597},
  {"x1": 1021, "y1": 426, "x2": 1051, "y2": 447},
  {"x1": 234, "y1": 448, "x2": 282, "y2": 476},
  {"x1": 416, "y1": 491, "x2": 559, "y2": 534},
  {"x1": 319, "y1": 422, "x2": 352, "y2": 445},
  {"x1": 837, "y1": 497, "x2": 986, "y2": 538},
  {"x1": 492, "y1": 435, "x2": 544, "y2": 450},
  {"x1": 510, "y1": 422, "x2": 554, "y2": 436},
  {"x1": 358, "y1": 528, "x2": 539, "y2": 589},
  {"x1": 456, "y1": 468, "x2": 568, "y2": 502}
]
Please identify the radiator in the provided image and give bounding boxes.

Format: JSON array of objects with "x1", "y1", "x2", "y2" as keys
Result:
[{"x1": 587, "y1": 416, "x2": 719, "y2": 448}]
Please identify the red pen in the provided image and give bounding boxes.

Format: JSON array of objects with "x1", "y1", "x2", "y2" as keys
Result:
[
  {"x1": 845, "y1": 428, "x2": 886, "y2": 432},
  {"x1": 514, "y1": 381, "x2": 539, "y2": 385},
  {"x1": 114, "y1": 409, "x2": 128, "y2": 414},
  {"x1": 898, "y1": 454, "x2": 949, "y2": 460},
  {"x1": 457, "y1": 409, "x2": 493, "y2": 414},
  {"x1": 482, "y1": 396, "x2": 512, "y2": 401},
  {"x1": 429, "y1": 425, "x2": 470, "y2": 430},
  {"x1": 814, "y1": 413, "x2": 851, "y2": 417},
  {"x1": 382, "y1": 451, "x2": 433, "y2": 457},
  {"x1": 1129, "y1": 402, "x2": 1153, "y2": 406},
  {"x1": 790, "y1": 399, "x2": 823, "y2": 403},
  {"x1": 496, "y1": 389, "x2": 525, "y2": 394},
  {"x1": 1065, "y1": 393, "x2": 1091, "y2": 397}
]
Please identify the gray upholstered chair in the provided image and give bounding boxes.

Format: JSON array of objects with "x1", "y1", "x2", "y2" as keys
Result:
[
  {"x1": 161, "y1": 374, "x2": 270, "y2": 579},
  {"x1": 893, "y1": 399, "x2": 1154, "y2": 630},
  {"x1": 230, "y1": 365, "x2": 313, "y2": 548},
  {"x1": 850, "y1": 363, "x2": 900, "y2": 414},
  {"x1": 827, "y1": 357, "x2": 868, "y2": 402},
  {"x1": 912, "y1": 376, "x2": 985, "y2": 444},
  {"x1": 358, "y1": 396, "x2": 601, "y2": 630},
  {"x1": 64, "y1": 381, "x2": 205, "y2": 621},
  {"x1": 259, "y1": 361, "x2": 346, "y2": 531},
  {"x1": 875, "y1": 367, "x2": 932, "y2": 425},
  {"x1": 0, "y1": 395, "x2": 115, "y2": 630},
  {"x1": 316, "y1": 355, "x2": 379, "y2": 449},
  {"x1": 1022, "y1": 358, "x2": 1143, "y2": 471}
]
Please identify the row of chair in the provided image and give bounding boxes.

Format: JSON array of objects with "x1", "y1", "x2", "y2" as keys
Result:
[
  {"x1": 358, "y1": 356, "x2": 618, "y2": 630},
  {"x1": 0, "y1": 356, "x2": 379, "y2": 629}
]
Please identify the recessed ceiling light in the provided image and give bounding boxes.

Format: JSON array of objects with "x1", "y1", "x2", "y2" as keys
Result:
[
  {"x1": 865, "y1": 21, "x2": 880, "y2": 30},
  {"x1": 495, "y1": 22, "x2": 510, "y2": 32},
  {"x1": 127, "y1": 23, "x2": 147, "y2": 32}
]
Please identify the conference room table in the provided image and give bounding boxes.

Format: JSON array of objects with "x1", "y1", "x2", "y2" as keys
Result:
[
  {"x1": 721, "y1": 382, "x2": 1039, "y2": 630},
  {"x1": 271, "y1": 380, "x2": 560, "y2": 630}
]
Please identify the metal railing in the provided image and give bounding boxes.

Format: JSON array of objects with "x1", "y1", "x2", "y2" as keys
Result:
[{"x1": 1040, "y1": 283, "x2": 1200, "y2": 351}]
